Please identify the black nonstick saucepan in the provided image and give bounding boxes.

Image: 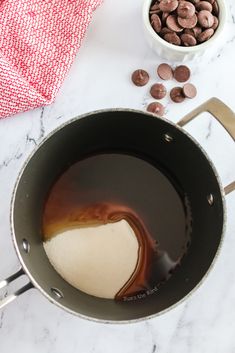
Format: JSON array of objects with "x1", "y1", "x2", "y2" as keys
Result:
[{"x1": 0, "y1": 98, "x2": 234, "y2": 323}]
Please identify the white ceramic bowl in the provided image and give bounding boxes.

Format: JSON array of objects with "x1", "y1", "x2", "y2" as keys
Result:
[{"x1": 143, "y1": 0, "x2": 227, "y2": 62}]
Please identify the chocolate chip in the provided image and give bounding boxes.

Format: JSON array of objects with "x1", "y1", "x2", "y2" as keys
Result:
[
  {"x1": 188, "y1": 0, "x2": 200, "y2": 4},
  {"x1": 181, "y1": 33, "x2": 197, "y2": 46},
  {"x1": 212, "y1": 1, "x2": 219, "y2": 16},
  {"x1": 151, "y1": 14, "x2": 162, "y2": 33},
  {"x1": 150, "y1": 2, "x2": 158, "y2": 8},
  {"x1": 198, "y1": 10, "x2": 214, "y2": 28},
  {"x1": 170, "y1": 87, "x2": 185, "y2": 103},
  {"x1": 184, "y1": 26, "x2": 202, "y2": 37},
  {"x1": 192, "y1": 26, "x2": 202, "y2": 37},
  {"x1": 150, "y1": 83, "x2": 167, "y2": 99},
  {"x1": 149, "y1": 0, "x2": 219, "y2": 47},
  {"x1": 196, "y1": 1, "x2": 213, "y2": 12},
  {"x1": 174, "y1": 65, "x2": 191, "y2": 82},
  {"x1": 183, "y1": 83, "x2": 197, "y2": 98},
  {"x1": 147, "y1": 102, "x2": 165, "y2": 117},
  {"x1": 160, "y1": 27, "x2": 173, "y2": 36},
  {"x1": 162, "y1": 12, "x2": 169, "y2": 24},
  {"x1": 212, "y1": 16, "x2": 219, "y2": 30},
  {"x1": 197, "y1": 28, "x2": 214, "y2": 42},
  {"x1": 184, "y1": 28, "x2": 195, "y2": 36},
  {"x1": 157, "y1": 63, "x2": 174, "y2": 80},
  {"x1": 150, "y1": 3, "x2": 161, "y2": 14},
  {"x1": 177, "y1": 1, "x2": 196, "y2": 19},
  {"x1": 177, "y1": 13, "x2": 198, "y2": 28},
  {"x1": 164, "y1": 32, "x2": 181, "y2": 45},
  {"x1": 159, "y1": 0, "x2": 179, "y2": 13},
  {"x1": 166, "y1": 15, "x2": 184, "y2": 32},
  {"x1": 131, "y1": 70, "x2": 149, "y2": 86}
]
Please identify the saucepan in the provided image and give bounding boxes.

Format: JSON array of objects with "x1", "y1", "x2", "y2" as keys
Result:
[{"x1": 0, "y1": 98, "x2": 234, "y2": 323}]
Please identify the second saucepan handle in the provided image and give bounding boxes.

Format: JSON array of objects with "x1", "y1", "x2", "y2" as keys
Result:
[{"x1": 177, "y1": 97, "x2": 235, "y2": 195}]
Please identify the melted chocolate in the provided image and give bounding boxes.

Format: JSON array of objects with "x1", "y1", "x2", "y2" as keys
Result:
[{"x1": 43, "y1": 153, "x2": 192, "y2": 300}]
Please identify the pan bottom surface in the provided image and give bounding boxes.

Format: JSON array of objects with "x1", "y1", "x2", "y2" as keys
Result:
[{"x1": 42, "y1": 152, "x2": 192, "y2": 301}]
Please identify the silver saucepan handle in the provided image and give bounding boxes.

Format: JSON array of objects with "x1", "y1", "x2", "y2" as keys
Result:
[
  {"x1": 177, "y1": 97, "x2": 235, "y2": 195},
  {"x1": 0, "y1": 268, "x2": 33, "y2": 309}
]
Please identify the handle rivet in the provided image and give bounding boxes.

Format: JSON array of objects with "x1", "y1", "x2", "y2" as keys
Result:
[
  {"x1": 51, "y1": 288, "x2": 64, "y2": 299},
  {"x1": 22, "y1": 239, "x2": 30, "y2": 254},
  {"x1": 163, "y1": 133, "x2": 173, "y2": 142},
  {"x1": 207, "y1": 194, "x2": 214, "y2": 206}
]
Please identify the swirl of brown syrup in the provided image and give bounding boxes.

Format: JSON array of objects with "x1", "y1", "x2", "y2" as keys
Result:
[{"x1": 43, "y1": 203, "x2": 158, "y2": 300}]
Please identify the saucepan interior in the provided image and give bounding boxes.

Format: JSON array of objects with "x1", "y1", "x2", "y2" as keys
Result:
[{"x1": 11, "y1": 110, "x2": 225, "y2": 323}]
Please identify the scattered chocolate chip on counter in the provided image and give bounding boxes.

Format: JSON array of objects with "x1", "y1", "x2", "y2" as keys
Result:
[
  {"x1": 183, "y1": 83, "x2": 197, "y2": 98},
  {"x1": 170, "y1": 87, "x2": 185, "y2": 103},
  {"x1": 157, "y1": 63, "x2": 174, "y2": 80},
  {"x1": 149, "y1": 0, "x2": 220, "y2": 47},
  {"x1": 174, "y1": 65, "x2": 191, "y2": 82},
  {"x1": 150, "y1": 83, "x2": 167, "y2": 99},
  {"x1": 131, "y1": 63, "x2": 197, "y2": 114},
  {"x1": 131, "y1": 69, "x2": 150, "y2": 86},
  {"x1": 147, "y1": 102, "x2": 165, "y2": 117}
]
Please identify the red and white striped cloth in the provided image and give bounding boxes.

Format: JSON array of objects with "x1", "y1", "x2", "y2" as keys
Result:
[{"x1": 0, "y1": 0, "x2": 102, "y2": 118}]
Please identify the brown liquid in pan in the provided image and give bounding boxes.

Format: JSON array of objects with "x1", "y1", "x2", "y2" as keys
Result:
[{"x1": 43, "y1": 153, "x2": 192, "y2": 300}]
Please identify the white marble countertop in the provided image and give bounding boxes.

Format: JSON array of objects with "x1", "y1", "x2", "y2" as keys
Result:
[{"x1": 1, "y1": 0, "x2": 235, "y2": 352}]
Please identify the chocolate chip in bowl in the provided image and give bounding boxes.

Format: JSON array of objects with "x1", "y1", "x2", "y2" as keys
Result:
[
  {"x1": 177, "y1": 1, "x2": 196, "y2": 19},
  {"x1": 181, "y1": 33, "x2": 197, "y2": 47},
  {"x1": 197, "y1": 28, "x2": 214, "y2": 42},
  {"x1": 151, "y1": 0, "x2": 218, "y2": 46},
  {"x1": 197, "y1": 10, "x2": 215, "y2": 28},
  {"x1": 196, "y1": 1, "x2": 213, "y2": 12},
  {"x1": 164, "y1": 32, "x2": 181, "y2": 46},
  {"x1": 177, "y1": 13, "x2": 198, "y2": 30},
  {"x1": 143, "y1": 0, "x2": 227, "y2": 61}
]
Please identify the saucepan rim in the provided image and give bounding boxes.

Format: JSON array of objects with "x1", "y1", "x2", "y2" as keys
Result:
[{"x1": 9, "y1": 108, "x2": 226, "y2": 324}]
